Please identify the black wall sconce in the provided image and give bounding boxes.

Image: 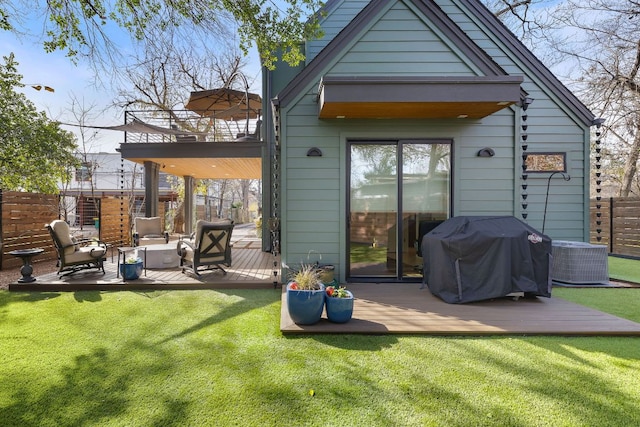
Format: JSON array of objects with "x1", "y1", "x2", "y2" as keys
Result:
[
  {"x1": 477, "y1": 147, "x2": 495, "y2": 157},
  {"x1": 307, "y1": 147, "x2": 323, "y2": 157}
]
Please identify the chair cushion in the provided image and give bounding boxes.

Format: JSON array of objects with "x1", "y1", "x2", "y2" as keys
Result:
[
  {"x1": 181, "y1": 246, "x2": 225, "y2": 263},
  {"x1": 71, "y1": 236, "x2": 80, "y2": 251},
  {"x1": 51, "y1": 220, "x2": 75, "y2": 256},
  {"x1": 135, "y1": 217, "x2": 163, "y2": 237},
  {"x1": 139, "y1": 237, "x2": 167, "y2": 246},
  {"x1": 66, "y1": 246, "x2": 106, "y2": 263}
]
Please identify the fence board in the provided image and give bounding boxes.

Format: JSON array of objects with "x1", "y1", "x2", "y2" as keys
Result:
[
  {"x1": 1, "y1": 192, "x2": 59, "y2": 269},
  {"x1": 590, "y1": 197, "x2": 640, "y2": 258},
  {"x1": 100, "y1": 197, "x2": 131, "y2": 248},
  {"x1": 1, "y1": 191, "x2": 134, "y2": 270}
]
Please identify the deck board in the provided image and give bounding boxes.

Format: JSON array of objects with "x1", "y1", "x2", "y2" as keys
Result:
[
  {"x1": 8, "y1": 247, "x2": 277, "y2": 291},
  {"x1": 280, "y1": 283, "x2": 640, "y2": 336}
]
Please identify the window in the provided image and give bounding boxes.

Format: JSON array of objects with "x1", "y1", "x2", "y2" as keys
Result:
[
  {"x1": 525, "y1": 152, "x2": 566, "y2": 173},
  {"x1": 75, "y1": 162, "x2": 93, "y2": 182}
]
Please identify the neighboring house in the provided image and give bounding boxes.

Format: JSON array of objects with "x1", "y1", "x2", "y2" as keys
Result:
[
  {"x1": 263, "y1": 0, "x2": 596, "y2": 282},
  {"x1": 59, "y1": 152, "x2": 176, "y2": 226}
]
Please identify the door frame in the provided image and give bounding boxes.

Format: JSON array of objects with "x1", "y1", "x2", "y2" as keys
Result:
[{"x1": 346, "y1": 138, "x2": 453, "y2": 282}]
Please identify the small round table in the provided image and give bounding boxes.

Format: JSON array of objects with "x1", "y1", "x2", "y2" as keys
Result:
[{"x1": 9, "y1": 248, "x2": 45, "y2": 283}]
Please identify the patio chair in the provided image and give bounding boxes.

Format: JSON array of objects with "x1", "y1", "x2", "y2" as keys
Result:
[
  {"x1": 177, "y1": 219, "x2": 234, "y2": 277},
  {"x1": 133, "y1": 216, "x2": 169, "y2": 246},
  {"x1": 47, "y1": 220, "x2": 107, "y2": 277}
]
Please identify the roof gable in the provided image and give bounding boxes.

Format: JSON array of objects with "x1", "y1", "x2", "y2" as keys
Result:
[
  {"x1": 276, "y1": 0, "x2": 512, "y2": 108},
  {"x1": 328, "y1": 1, "x2": 479, "y2": 76},
  {"x1": 454, "y1": 0, "x2": 593, "y2": 125},
  {"x1": 274, "y1": 0, "x2": 593, "y2": 125}
]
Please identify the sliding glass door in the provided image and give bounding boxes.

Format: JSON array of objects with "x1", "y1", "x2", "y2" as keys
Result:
[{"x1": 348, "y1": 140, "x2": 451, "y2": 280}]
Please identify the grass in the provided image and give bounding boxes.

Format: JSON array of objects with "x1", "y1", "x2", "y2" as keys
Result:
[
  {"x1": 1, "y1": 287, "x2": 640, "y2": 426},
  {"x1": 608, "y1": 255, "x2": 640, "y2": 283},
  {"x1": 350, "y1": 243, "x2": 387, "y2": 264}
]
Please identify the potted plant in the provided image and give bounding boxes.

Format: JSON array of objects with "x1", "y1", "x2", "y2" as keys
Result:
[
  {"x1": 286, "y1": 263, "x2": 325, "y2": 325},
  {"x1": 120, "y1": 256, "x2": 143, "y2": 280},
  {"x1": 325, "y1": 285, "x2": 354, "y2": 323}
]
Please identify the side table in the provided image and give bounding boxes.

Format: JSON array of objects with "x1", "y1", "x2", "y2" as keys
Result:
[
  {"x1": 117, "y1": 247, "x2": 147, "y2": 279},
  {"x1": 9, "y1": 248, "x2": 45, "y2": 283}
]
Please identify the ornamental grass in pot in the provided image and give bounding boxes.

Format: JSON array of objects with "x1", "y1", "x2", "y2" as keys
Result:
[{"x1": 286, "y1": 263, "x2": 325, "y2": 325}]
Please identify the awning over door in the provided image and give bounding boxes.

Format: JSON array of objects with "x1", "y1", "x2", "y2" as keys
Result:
[{"x1": 317, "y1": 75, "x2": 525, "y2": 119}]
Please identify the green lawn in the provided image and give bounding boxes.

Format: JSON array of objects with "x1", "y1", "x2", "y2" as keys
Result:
[
  {"x1": 608, "y1": 255, "x2": 640, "y2": 283},
  {"x1": 1, "y1": 285, "x2": 640, "y2": 426}
]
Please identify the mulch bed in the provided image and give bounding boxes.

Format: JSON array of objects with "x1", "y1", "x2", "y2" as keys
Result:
[{"x1": 0, "y1": 259, "x2": 59, "y2": 290}]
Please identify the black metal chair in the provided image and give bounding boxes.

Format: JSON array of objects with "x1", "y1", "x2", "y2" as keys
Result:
[
  {"x1": 47, "y1": 220, "x2": 107, "y2": 277},
  {"x1": 177, "y1": 220, "x2": 234, "y2": 276}
]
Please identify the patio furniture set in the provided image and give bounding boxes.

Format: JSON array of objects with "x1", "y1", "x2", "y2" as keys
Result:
[{"x1": 26, "y1": 217, "x2": 235, "y2": 283}]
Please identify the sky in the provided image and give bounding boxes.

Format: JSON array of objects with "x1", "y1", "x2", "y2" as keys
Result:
[{"x1": 1, "y1": 19, "x2": 262, "y2": 154}]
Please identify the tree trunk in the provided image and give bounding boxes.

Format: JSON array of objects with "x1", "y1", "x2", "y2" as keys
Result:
[
  {"x1": 619, "y1": 131, "x2": 640, "y2": 197},
  {"x1": 217, "y1": 179, "x2": 228, "y2": 218}
]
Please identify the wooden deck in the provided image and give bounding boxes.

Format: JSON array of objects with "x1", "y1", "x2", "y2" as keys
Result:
[
  {"x1": 281, "y1": 283, "x2": 640, "y2": 336},
  {"x1": 8, "y1": 246, "x2": 279, "y2": 291},
  {"x1": 8, "y1": 243, "x2": 640, "y2": 336}
]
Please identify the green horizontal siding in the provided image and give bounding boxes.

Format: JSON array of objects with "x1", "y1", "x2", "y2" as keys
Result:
[
  {"x1": 306, "y1": 0, "x2": 370, "y2": 62},
  {"x1": 277, "y1": 0, "x2": 592, "y2": 277},
  {"x1": 435, "y1": 0, "x2": 590, "y2": 240},
  {"x1": 331, "y1": 2, "x2": 476, "y2": 76},
  {"x1": 329, "y1": 62, "x2": 473, "y2": 74}
]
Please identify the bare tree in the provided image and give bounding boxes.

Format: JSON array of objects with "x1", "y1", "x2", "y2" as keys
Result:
[
  {"x1": 546, "y1": 0, "x2": 640, "y2": 196},
  {"x1": 111, "y1": 23, "x2": 259, "y2": 224},
  {"x1": 67, "y1": 95, "x2": 103, "y2": 217},
  {"x1": 483, "y1": 0, "x2": 640, "y2": 197},
  {"x1": 1, "y1": 0, "x2": 323, "y2": 82}
]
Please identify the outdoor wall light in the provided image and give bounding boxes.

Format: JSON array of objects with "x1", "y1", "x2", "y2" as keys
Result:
[
  {"x1": 307, "y1": 147, "x2": 323, "y2": 157},
  {"x1": 477, "y1": 147, "x2": 495, "y2": 157}
]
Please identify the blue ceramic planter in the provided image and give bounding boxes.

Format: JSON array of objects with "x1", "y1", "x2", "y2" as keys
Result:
[
  {"x1": 286, "y1": 283, "x2": 325, "y2": 325},
  {"x1": 120, "y1": 261, "x2": 143, "y2": 280},
  {"x1": 325, "y1": 290, "x2": 354, "y2": 323}
]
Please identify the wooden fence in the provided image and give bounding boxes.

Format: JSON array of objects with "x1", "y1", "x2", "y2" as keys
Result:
[
  {"x1": 0, "y1": 192, "x2": 60, "y2": 269},
  {"x1": 590, "y1": 197, "x2": 640, "y2": 258},
  {"x1": 0, "y1": 191, "x2": 132, "y2": 270},
  {"x1": 2, "y1": 191, "x2": 639, "y2": 268}
]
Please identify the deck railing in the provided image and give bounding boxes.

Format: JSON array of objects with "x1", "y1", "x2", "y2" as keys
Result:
[{"x1": 123, "y1": 110, "x2": 261, "y2": 144}]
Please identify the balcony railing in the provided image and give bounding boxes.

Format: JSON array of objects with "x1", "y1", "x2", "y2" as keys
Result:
[{"x1": 123, "y1": 110, "x2": 261, "y2": 144}]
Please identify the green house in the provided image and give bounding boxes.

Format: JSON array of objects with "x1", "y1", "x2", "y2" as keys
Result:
[{"x1": 262, "y1": 0, "x2": 596, "y2": 283}]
